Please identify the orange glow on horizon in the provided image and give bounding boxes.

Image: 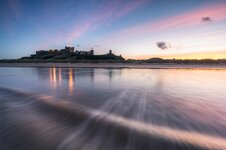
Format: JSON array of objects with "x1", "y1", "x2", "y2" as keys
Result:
[{"x1": 127, "y1": 50, "x2": 226, "y2": 60}]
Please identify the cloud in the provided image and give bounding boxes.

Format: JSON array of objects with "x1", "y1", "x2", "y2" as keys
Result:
[
  {"x1": 67, "y1": 0, "x2": 149, "y2": 42},
  {"x1": 202, "y1": 17, "x2": 212, "y2": 22},
  {"x1": 33, "y1": 0, "x2": 149, "y2": 48},
  {"x1": 156, "y1": 42, "x2": 171, "y2": 50},
  {"x1": 102, "y1": 2, "x2": 226, "y2": 44}
]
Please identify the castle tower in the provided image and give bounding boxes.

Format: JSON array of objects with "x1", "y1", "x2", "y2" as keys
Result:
[{"x1": 90, "y1": 49, "x2": 94, "y2": 55}]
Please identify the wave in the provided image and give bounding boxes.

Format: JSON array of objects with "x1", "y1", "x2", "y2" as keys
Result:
[{"x1": 1, "y1": 87, "x2": 226, "y2": 150}]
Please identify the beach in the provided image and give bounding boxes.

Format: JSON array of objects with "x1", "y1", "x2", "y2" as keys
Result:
[
  {"x1": 1, "y1": 67, "x2": 226, "y2": 150},
  {"x1": 0, "y1": 62, "x2": 226, "y2": 69}
]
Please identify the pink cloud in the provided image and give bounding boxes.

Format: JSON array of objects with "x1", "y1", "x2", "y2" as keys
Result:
[
  {"x1": 66, "y1": 0, "x2": 149, "y2": 43},
  {"x1": 104, "y1": 2, "x2": 226, "y2": 44},
  {"x1": 32, "y1": 0, "x2": 149, "y2": 48}
]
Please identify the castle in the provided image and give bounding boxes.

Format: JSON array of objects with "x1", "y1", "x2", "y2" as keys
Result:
[
  {"x1": 29, "y1": 46, "x2": 124, "y2": 61},
  {"x1": 34, "y1": 46, "x2": 93, "y2": 57}
]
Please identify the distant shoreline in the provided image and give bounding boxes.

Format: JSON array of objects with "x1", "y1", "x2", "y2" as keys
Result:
[{"x1": 0, "y1": 62, "x2": 226, "y2": 69}]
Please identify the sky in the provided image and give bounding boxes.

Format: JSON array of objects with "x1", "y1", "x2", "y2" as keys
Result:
[{"x1": 0, "y1": 0, "x2": 226, "y2": 59}]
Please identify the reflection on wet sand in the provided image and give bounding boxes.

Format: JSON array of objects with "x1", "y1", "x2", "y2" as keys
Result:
[
  {"x1": 49, "y1": 68, "x2": 75, "y2": 94},
  {"x1": 1, "y1": 68, "x2": 226, "y2": 150},
  {"x1": 49, "y1": 67, "x2": 57, "y2": 88},
  {"x1": 48, "y1": 68, "x2": 120, "y2": 95},
  {"x1": 68, "y1": 68, "x2": 74, "y2": 95},
  {"x1": 59, "y1": 68, "x2": 62, "y2": 83}
]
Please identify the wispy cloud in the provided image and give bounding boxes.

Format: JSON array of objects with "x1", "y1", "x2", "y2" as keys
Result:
[
  {"x1": 6, "y1": 0, "x2": 149, "y2": 49},
  {"x1": 104, "y1": 2, "x2": 226, "y2": 44},
  {"x1": 66, "y1": 0, "x2": 149, "y2": 42}
]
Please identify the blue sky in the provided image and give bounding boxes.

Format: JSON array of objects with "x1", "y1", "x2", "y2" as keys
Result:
[{"x1": 1, "y1": 0, "x2": 226, "y2": 59}]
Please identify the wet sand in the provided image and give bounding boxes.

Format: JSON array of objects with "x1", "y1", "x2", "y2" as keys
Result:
[
  {"x1": 0, "y1": 87, "x2": 219, "y2": 150},
  {"x1": 1, "y1": 67, "x2": 226, "y2": 150},
  {"x1": 0, "y1": 62, "x2": 226, "y2": 69}
]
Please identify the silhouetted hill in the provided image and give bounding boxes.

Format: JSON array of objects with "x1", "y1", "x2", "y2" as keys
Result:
[
  {"x1": 17, "y1": 47, "x2": 125, "y2": 61},
  {"x1": 19, "y1": 53, "x2": 124, "y2": 61}
]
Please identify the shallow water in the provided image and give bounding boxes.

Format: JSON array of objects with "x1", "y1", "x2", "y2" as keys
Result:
[{"x1": 1, "y1": 67, "x2": 226, "y2": 150}]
